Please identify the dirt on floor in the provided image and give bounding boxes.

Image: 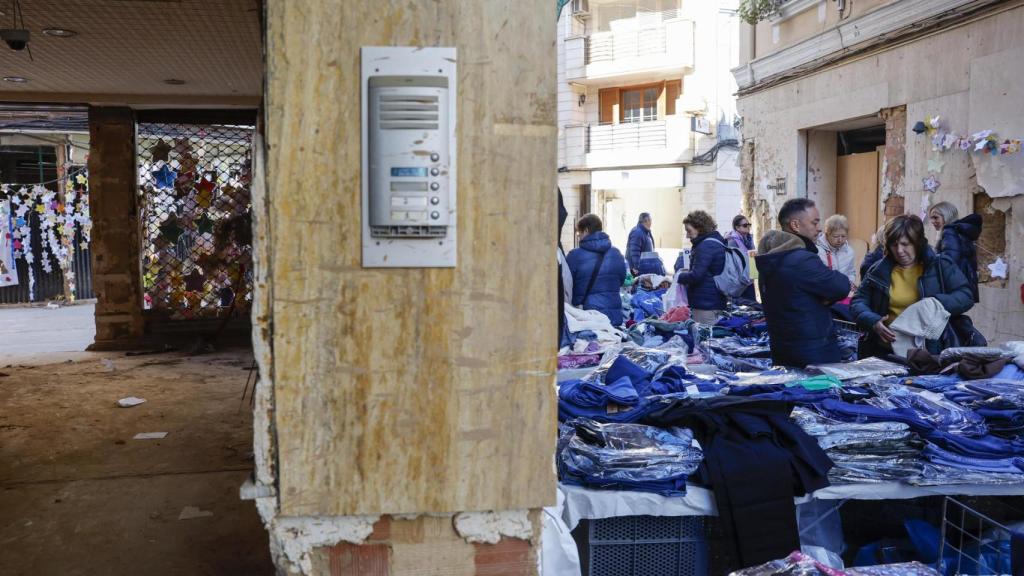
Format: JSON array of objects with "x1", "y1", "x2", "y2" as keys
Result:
[{"x1": 0, "y1": 347, "x2": 274, "y2": 576}]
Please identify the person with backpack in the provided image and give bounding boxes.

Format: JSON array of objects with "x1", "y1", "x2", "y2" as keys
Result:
[
  {"x1": 673, "y1": 210, "x2": 728, "y2": 324},
  {"x1": 929, "y1": 201, "x2": 982, "y2": 303},
  {"x1": 725, "y1": 214, "x2": 758, "y2": 303},
  {"x1": 756, "y1": 199, "x2": 851, "y2": 367},
  {"x1": 566, "y1": 213, "x2": 627, "y2": 326}
]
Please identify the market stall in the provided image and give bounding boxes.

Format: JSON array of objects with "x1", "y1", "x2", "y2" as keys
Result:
[{"x1": 553, "y1": 291, "x2": 1024, "y2": 576}]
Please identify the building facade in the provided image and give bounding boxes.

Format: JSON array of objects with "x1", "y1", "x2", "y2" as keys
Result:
[
  {"x1": 732, "y1": 0, "x2": 1024, "y2": 343},
  {"x1": 557, "y1": 0, "x2": 742, "y2": 265}
]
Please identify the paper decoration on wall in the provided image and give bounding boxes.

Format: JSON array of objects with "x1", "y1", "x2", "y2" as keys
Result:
[
  {"x1": 152, "y1": 163, "x2": 177, "y2": 189},
  {"x1": 159, "y1": 216, "x2": 184, "y2": 243},
  {"x1": 195, "y1": 214, "x2": 214, "y2": 234},
  {"x1": 915, "y1": 116, "x2": 1023, "y2": 157},
  {"x1": 927, "y1": 156, "x2": 946, "y2": 174},
  {"x1": 151, "y1": 140, "x2": 172, "y2": 163},
  {"x1": 988, "y1": 257, "x2": 1008, "y2": 279},
  {"x1": 0, "y1": 200, "x2": 19, "y2": 287},
  {"x1": 1, "y1": 172, "x2": 91, "y2": 300},
  {"x1": 920, "y1": 194, "x2": 931, "y2": 220},
  {"x1": 923, "y1": 175, "x2": 941, "y2": 193}
]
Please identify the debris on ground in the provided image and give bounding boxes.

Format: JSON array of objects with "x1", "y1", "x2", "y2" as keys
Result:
[
  {"x1": 117, "y1": 397, "x2": 146, "y2": 408},
  {"x1": 101, "y1": 359, "x2": 116, "y2": 372},
  {"x1": 178, "y1": 506, "x2": 214, "y2": 520},
  {"x1": 133, "y1": 432, "x2": 168, "y2": 440}
]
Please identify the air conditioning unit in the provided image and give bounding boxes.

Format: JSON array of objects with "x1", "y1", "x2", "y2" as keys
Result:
[{"x1": 572, "y1": 0, "x2": 589, "y2": 15}]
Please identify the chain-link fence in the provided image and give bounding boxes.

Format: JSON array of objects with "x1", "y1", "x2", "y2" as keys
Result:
[{"x1": 137, "y1": 123, "x2": 254, "y2": 321}]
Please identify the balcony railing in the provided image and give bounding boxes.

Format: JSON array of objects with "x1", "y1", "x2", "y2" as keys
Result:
[
  {"x1": 565, "y1": 12, "x2": 693, "y2": 84},
  {"x1": 587, "y1": 121, "x2": 668, "y2": 153},
  {"x1": 563, "y1": 115, "x2": 692, "y2": 170},
  {"x1": 585, "y1": 9, "x2": 681, "y2": 65}
]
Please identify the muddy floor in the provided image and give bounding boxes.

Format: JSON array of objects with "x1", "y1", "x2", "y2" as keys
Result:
[{"x1": 0, "y1": 348, "x2": 274, "y2": 575}]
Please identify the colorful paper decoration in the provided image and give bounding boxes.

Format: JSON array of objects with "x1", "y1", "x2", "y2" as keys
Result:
[
  {"x1": 159, "y1": 216, "x2": 184, "y2": 243},
  {"x1": 151, "y1": 140, "x2": 172, "y2": 163},
  {"x1": 195, "y1": 214, "x2": 215, "y2": 234},
  {"x1": 915, "y1": 117, "x2": 1023, "y2": 157},
  {"x1": 1, "y1": 172, "x2": 91, "y2": 299},
  {"x1": 923, "y1": 175, "x2": 941, "y2": 193},
  {"x1": 152, "y1": 164, "x2": 177, "y2": 189}
]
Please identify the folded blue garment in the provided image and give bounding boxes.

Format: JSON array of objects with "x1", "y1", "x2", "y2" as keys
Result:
[
  {"x1": 995, "y1": 363, "x2": 1024, "y2": 381},
  {"x1": 901, "y1": 374, "x2": 962, "y2": 392},
  {"x1": 559, "y1": 377, "x2": 639, "y2": 408},
  {"x1": 605, "y1": 355, "x2": 653, "y2": 396},
  {"x1": 923, "y1": 443, "x2": 1024, "y2": 474},
  {"x1": 631, "y1": 288, "x2": 666, "y2": 322}
]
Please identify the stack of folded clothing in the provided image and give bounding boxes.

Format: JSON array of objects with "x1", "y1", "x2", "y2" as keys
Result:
[
  {"x1": 942, "y1": 378, "x2": 1024, "y2": 437},
  {"x1": 810, "y1": 393, "x2": 1024, "y2": 486},
  {"x1": 792, "y1": 407, "x2": 924, "y2": 484},
  {"x1": 557, "y1": 417, "x2": 702, "y2": 496}
]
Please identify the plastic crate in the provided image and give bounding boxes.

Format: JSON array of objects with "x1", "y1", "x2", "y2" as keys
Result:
[{"x1": 572, "y1": 515, "x2": 709, "y2": 576}]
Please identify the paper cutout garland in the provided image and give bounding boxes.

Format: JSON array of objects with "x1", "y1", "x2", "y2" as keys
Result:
[
  {"x1": 914, "y1": 116, "x2": 1023, "y2": 157},
  {"x1": 1, "y1": 175, "x2": 92, "y2": 300}
]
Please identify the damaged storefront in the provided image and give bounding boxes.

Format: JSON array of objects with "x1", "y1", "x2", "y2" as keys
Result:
[{"x1": 733, "y1": 0, "x2": 1024, "y2": 343}]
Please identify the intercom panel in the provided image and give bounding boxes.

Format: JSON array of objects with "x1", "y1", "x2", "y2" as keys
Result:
[{"x1": 361, "y1": 46, "x2": 456, "y2": 268}]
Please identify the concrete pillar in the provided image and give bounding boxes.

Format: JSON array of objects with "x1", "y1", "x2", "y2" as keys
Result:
[
  {"x1": 87, "y1": 107, "x2": 144, "y2": 349},
  {"x1": 255, "y1": 1, "x2": 556, "y2": 574}
]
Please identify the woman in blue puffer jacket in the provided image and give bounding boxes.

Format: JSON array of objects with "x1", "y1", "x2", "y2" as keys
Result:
[
  {"x1": 673, "y1": 210, "x2": 727, "y2": 324},
  {"x1": 566, "y1": 214, "x2": 627, "y2": 326}
]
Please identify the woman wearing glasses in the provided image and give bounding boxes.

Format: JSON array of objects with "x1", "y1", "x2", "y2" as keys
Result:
[{"x1": 725, "y1": 214, "x2": 757, "y2": 303}]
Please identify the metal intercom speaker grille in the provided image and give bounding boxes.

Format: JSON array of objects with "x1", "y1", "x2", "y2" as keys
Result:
[
  {"x1": 137, "y1": 122, "x2": 254, "y2": 321},
  {"x1": 377, "y1": 94, "x2": 440, "y2": 130}
]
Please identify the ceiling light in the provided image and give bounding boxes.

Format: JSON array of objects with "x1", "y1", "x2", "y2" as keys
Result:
[
  {"x1": 3, "y1": 76, "x2": 28, "y2": 83},
  {"x1": 163, "y1": 78, "x2": 186, "y2": 85},
  {"x1": 42, "y1": 28, "x2": 77, "y2": 38}
]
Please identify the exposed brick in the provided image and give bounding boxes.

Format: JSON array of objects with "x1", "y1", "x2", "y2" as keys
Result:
[
  {"x1": 367, "y1": 516, "x2": 391, "y2": 542},
  {"x1": 473, "y1": 539, "x2": 534, "y2": 576},
  {"x1": 328, "y1": 542, "x2": 390, "y2": 576}
]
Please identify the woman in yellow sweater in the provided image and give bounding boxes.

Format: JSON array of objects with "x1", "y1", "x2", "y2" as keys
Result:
[{"x1": 850, "y1": 215, "x2": 977, "y2": 358}]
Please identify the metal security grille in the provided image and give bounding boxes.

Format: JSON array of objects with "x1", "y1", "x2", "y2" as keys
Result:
[{"x1": 137, "y1": 123, "x2": 254, "y2": 321}]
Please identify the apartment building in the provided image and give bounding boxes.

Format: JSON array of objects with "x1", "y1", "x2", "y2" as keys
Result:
[
  {"x1": 732, "y1": 0, "x2": 1024, "y2": 343},
  {"x1": 557, "y1": 0, "x2": 742, "y2": 264}
]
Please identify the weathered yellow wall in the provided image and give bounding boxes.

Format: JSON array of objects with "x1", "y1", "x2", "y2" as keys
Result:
[
  {"x1": 264, "y1": 0, "x2": 557, "y2": 516},
  {"x1": 738, "y1": 4, "x2": 1024, "y2": 344},
  {"x1": 753, "y1": 0, "x2": 895, "y2": 60}
]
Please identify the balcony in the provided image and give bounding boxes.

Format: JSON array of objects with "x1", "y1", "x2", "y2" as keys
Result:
[
  {"x1": 565, "y1": 11, "x2": 694, "y2": 86},
  {"x1": 563, "y1": 115, "x2": 693, "y2": 170}
]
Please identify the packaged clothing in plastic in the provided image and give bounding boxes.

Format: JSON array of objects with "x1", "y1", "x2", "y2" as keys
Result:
[
  {"x1": 728, "y1": 551, "x2": 846, "y2": 576},
  {"x1": 938, "y1": 346, "x2": 1012, "y2": 365},
  {"x1": 808, "y1": 357, "x2": 908, "y2": 380},
  {"x1": 558, "y1": 418, "x2": 702, "y2": 496},
  {"x1": 707, "y1": 334, "x2": 772, "y2": 358},
  {"x1": 1002, "y1": 340, "x2": 1024, "y2": 369},
  {"x1": 864, "y1": 384, "x2": 988, "y2": 437},
  {"x1": 791, "y1": 408, "x2": 924, "y2": 484},
  {"x1": 583, "y1": 344, "x2": 679, "y2": 384}
]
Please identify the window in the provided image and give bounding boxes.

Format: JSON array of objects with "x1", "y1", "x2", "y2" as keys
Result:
[
  {"x1": 598, "y1": 80, "x2": 683, "y2": 124},
  {"x1": 621, "y1": 86, "x2": 658, "y2": 123}
]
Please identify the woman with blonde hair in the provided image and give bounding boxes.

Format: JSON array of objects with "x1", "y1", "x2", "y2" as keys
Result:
[
  {"x1": 929, "y1": 201, "x2": 982, "y2": 303},
  {"x1": 816, "y1": 214, "x2": 856, "y2": 286}
]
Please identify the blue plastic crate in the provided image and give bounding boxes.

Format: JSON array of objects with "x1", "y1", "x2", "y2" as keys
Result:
[{"x1": 573, "y1": 515, "x2": 709, "y2": 576}]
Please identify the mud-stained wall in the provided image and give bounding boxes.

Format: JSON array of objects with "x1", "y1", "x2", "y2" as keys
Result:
[
  {"x1": 737, "y1": 5, "x2": 1024, "y2": 342},
  {"x1": 263, "y1": 0, "x2": 557, "y2": 516}
]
